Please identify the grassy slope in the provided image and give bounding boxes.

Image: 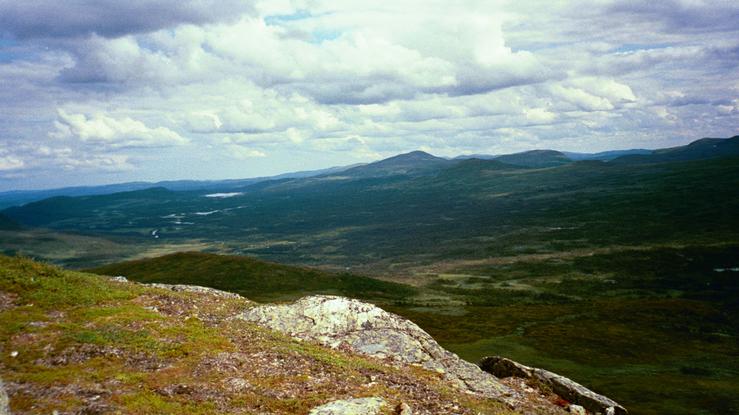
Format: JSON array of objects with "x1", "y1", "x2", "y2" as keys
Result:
[
  {"x1": 87, "y1": 251, "x2": 417, "y2": 303},
  {"x1": 0, "y1": 255, "x2": 514, "y2": 415}
]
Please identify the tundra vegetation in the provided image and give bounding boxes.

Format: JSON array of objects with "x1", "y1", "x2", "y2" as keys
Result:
[{"x1": 2, "y1": 136, "x2": 739, "y2": 414}]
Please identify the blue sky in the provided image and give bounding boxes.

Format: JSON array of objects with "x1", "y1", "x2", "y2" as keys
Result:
[{"x1": 0, "y1": 0, "x2": 737, "y2": 190}]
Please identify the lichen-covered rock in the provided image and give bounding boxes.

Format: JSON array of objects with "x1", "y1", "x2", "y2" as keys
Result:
[
  {"x1": 480, "y1": 356, "x2": 627, "y2": 415},
  {"x1": 0, "y1": 377, "x2": 9, "y2": 415},
  {"x1": 308, "y1": 397, "x2": 386, "y2": 415},
  {"x1": 237, "y1": 295, "x2": 515, "y2": 401}
]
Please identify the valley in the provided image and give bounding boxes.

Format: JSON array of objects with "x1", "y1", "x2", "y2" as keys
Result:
[{"x1": 2, "y1": 136, "x2": 739, "y2": 414}]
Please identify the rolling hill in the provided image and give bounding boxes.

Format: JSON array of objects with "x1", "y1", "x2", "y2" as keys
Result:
[
  {"x1": 334, "y1": 150, "x2": 454, "y2": 178},
  {"x1": 0, "y1": 164, "x2": 359, "y2": 209},
  {"x1": 494, "y1": 150, "x2": 572, "y2": 168},
  {"x1": 612, "y1": 135, "x2": 739, "y2": 164},
  {"x1": 88, "y1": 251, "x2": 416, "y2": 302}
]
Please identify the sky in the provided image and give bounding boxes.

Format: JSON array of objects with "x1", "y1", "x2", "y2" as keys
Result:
[{"x1": 0, "y1": 0, "x2": 737, "y2": 190}]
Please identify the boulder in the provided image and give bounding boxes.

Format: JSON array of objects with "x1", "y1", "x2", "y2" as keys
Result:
[
  {"x1": 479, "y1": 356, "x2": 627, "y2": 415},
  {"x1": 308, "y1": 397, "x2": 386, "y2": 415},
  {"x1": 237, "y1": 295, "x2": 514, "y2": 401}
]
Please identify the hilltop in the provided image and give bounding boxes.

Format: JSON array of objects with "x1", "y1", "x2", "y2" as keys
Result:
[
  {"x1": 333, "y1": 151, "x2": 454, "y2": 178},
  {"x1": 0, "y1": 254, "x2": 624, "y2": 414}
]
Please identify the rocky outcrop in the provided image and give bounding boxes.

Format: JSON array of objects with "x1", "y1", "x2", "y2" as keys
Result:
[
  {"x1": 0, "y1": 377, "x2": 9, "y2": 415},
  {"x1": 109, "y1": 276, "x2": 245, "y2": 299},
  {"x1": 237, "y1": 295, "x2": 515, "y2": 402},
  {"x1": 308, "y1": 397, "x2": 386, "y2": 415},
  {"x1": 479, "y1": 356, "x2": 627, "y2": 415},
  {"x1": 146, "y1": 283, "x2": 245, "y2": 299}
]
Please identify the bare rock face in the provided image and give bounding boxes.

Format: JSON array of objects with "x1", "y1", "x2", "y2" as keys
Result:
[
  {"x1": 308, "y1": 397, "x2": 386, "y2": 415},
  {"x1": 480, "y1": 356, "x2": 627, "y2": 415},
  {"x1": 237, "y1": 295, "x2": 514, "y2": 401}
]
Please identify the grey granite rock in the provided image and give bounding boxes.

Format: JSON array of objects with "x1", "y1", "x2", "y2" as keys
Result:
[
  {"x1": 147, "y1": 283, "x2": 245, "y2": 299},
  {"x1": 480, "y1": 356, "x2": 627, "y2": 415},
  {"x1": 308, "y1": 397, "x2": 386, "y2": 415},
  {"x1": 237, "y1": 295, "x2": 514, "y2": 401},
  {"x1": 0, "y1": 377, "x2": 9, "y2": 415}
]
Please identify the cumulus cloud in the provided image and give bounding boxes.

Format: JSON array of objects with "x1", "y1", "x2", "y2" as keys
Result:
[
  {"x1": 0, "y1": 0, "x2": 737, "y2": 190},
  {"x1": 51, "y1": 110, "x2": 188, "y2": 148}
]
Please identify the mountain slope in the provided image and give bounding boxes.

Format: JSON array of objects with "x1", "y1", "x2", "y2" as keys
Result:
[
  {"x1": 562, "y1": 149, "x2": 651, "y2": 161},
  {"x1": 0, "y1": 213, "x2": 20, "y2": 231},
  {"x1": 494, "y1": 150, "x2": 572, "y2": 168},
  {"x1": 0, "y1": 255, "x2": 528, "y2": 415},
  {"x1": 0, "y1": 164, "x2": 357, "y2": 209},
  {"x1": 613, "y1": 135, "x2": 739, "y2": 163}
]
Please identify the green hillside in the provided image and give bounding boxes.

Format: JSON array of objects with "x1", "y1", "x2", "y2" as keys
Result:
[
  {"x1": 0, "y1": 255, "x2": 514, "y2": 414},
  {"x1": 336, "y1": 150, "x2": 453, "y2": 178},
  {"x1": 6, "y1": 149, "x2": 739, "y2": 271},
  {"x1": 88, "y1": 251, "x2": 416, "y2": 302},
  {"x1": 0, "y1": 213, "x2": 20, "y2": 231},
  {"x1": 494, "y1": 150, "x2": 572, "y2": 168},
  {"x1": 613, "y1": 135, "x2": 739, "y2": 164}
]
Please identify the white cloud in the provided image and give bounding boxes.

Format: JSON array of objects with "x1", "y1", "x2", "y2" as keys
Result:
[
  {"x1": 51, "y1": 109, "x2": 188, "y2": 148},
  {"x1": 58, "y1": 153, "x2": 134, "y2": 172},
  {"x1": 0, "y1": 156, "x2": 24, "y2": 171},
  {"x1": 524, "y1": 107, "x2": 557, "y2": 123},
  {"x1": 0, "y1": 0, "x2": 737, "y2": 189},
  {"x1": 227, "y1": 145, "x2": 267, "y2": 159}
]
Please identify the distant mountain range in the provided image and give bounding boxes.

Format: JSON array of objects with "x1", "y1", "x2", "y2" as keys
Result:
[
  {"x1": 0, "y1": 163, "x2": 360, "y2": 209},
  {"x1": 3, "y1": 135, "x2": 738, "y2": 270},
  {"x1": 332, "y1": 135, "x2": 739, "y2": 177},
  {"x1": 611, "y1": 137, "x2": 739, "y2": 164},
  {"x1": 1, "y1": 136, "x2": 737, "y2": 211}
]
